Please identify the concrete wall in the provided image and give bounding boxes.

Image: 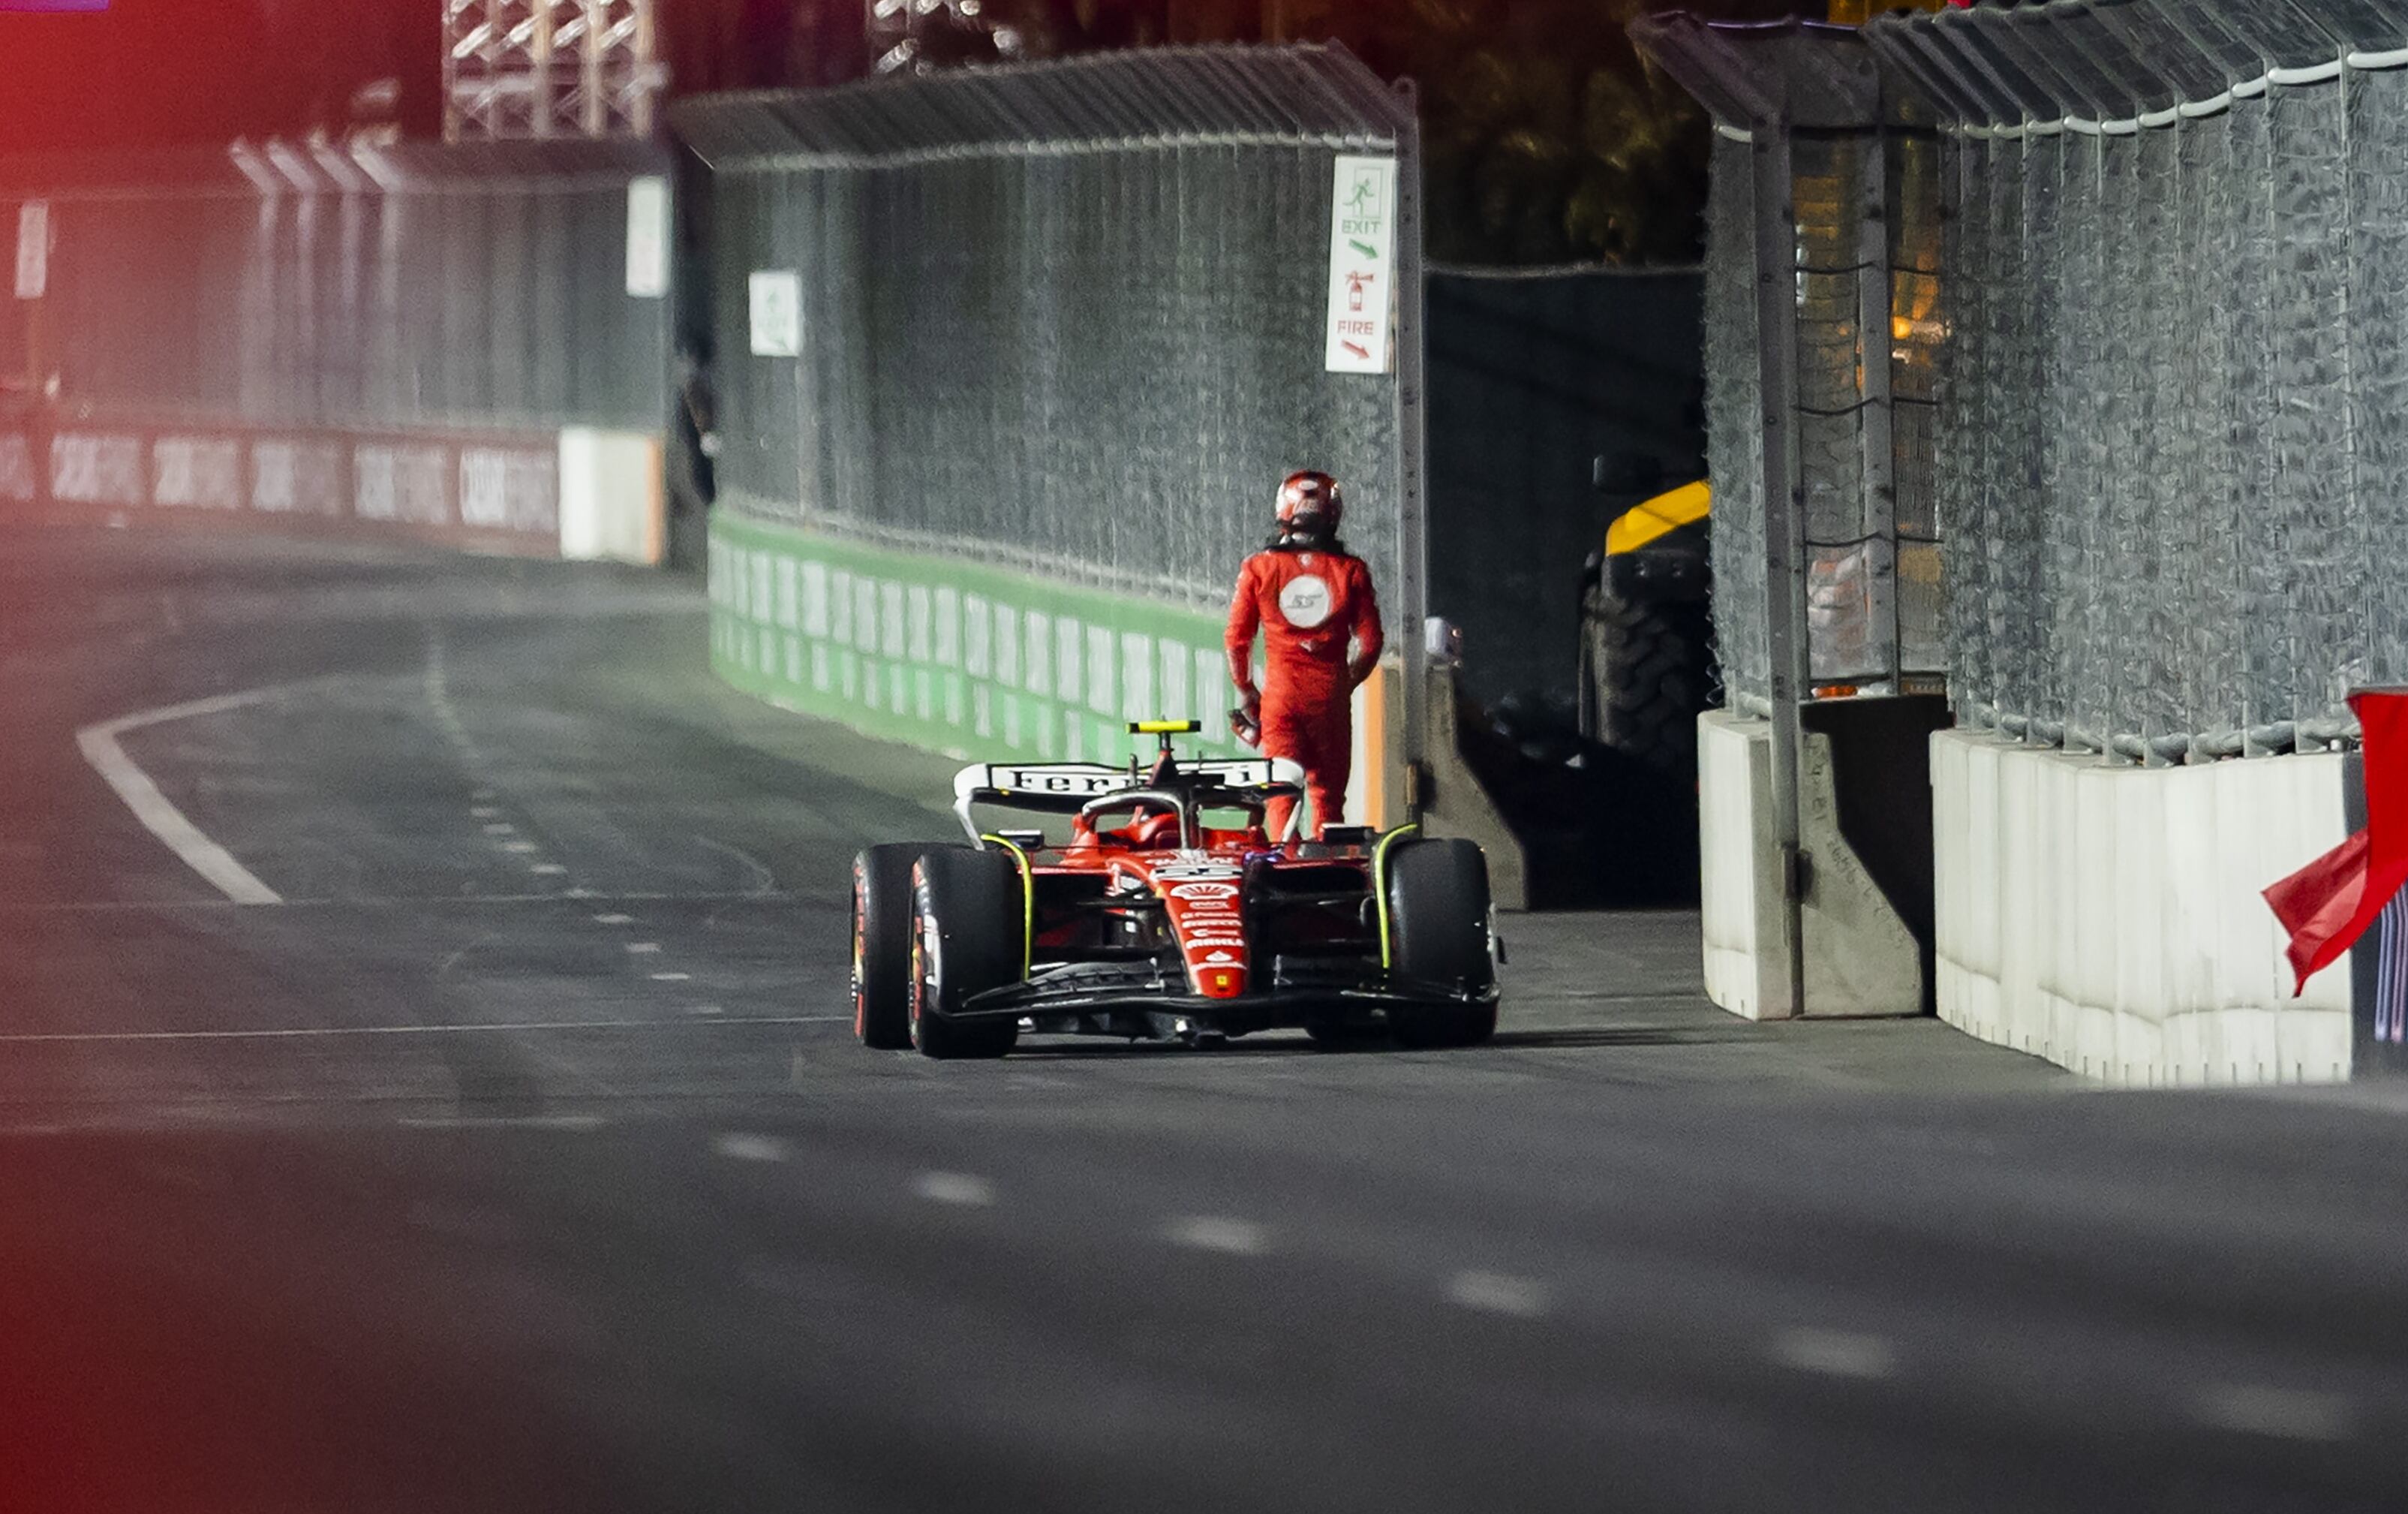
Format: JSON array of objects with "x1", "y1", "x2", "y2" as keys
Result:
[
  {"x1": 1697, "y1": 709, "x2": 1923, "y2": 1021},
  {"x1": 2, "y1": 410, "x2": 664, "y2": 565},
  {"x1": 1931, "y1": 730, "x2": 2352, "y2": 1085}
]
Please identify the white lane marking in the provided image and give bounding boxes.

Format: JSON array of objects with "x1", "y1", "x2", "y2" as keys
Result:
[
  {"x1": 0, "y1": 1016, "x2": 850, "y2": 1044},
  {"x1": 470, "y1": 806, "x2": 502, "y2": 820},
  {"x1": 399, "y1": 1113, "x2": 606, "y2": 1132},
  {"x1": 76, "y1": 687, "x2": 293, "y2": 906},
  {"x1": 2190, "y1": 1384, "x2": 2357, "y2": 1442},
  {"x1": 594, "y1": 914, "x2": 636, "y2": 926},
  {"x1": 482, "y1": 823, "x2": 516, "y2": 835},
  {"x1": 714, "y1": 1133, "x2": 789, "y2": 1163},
  {"x1": 689, "y1": 1004, "x2": 726, "y2": 1018},
  {"x1": 501, "y1": 841, "x2": 540, "y2": 855},
  {"x1": 1162, "y1": 1216, "x2": 1270, "y2": 1256},
  {"x1": 530, "y1": 864, "x2": 568, "y2": 877},
  {"x1": 1446, "y1": 1271, "x2": 1551, "y2": 1318},
  {"x1": 1770, "y1": 1329, "x2": 1898, "y2": 1380},
  {"x1": 651, "y1": 971, "x2": 692, "y2": 983},
  {"x1": 913, "y1": 1172, "x2": 997, "y2": 1207},
  {"x1": 471, "y1": 788, "x2": 498, "y2": 802},
  {"x1": 626, "y1": 942, "x2": 663, "y2": 955}
]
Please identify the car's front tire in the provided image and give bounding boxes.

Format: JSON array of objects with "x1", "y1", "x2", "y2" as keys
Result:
[
  {"x1": 853, "y1": 844, "x2": 921, "y2": 1050},
  {"x1": 908, "y1": 847, "x2": 1024, "y2": 1061},
  {"x1": 1384, "y1": 837, "x2": 1499, "y2": 1050}
]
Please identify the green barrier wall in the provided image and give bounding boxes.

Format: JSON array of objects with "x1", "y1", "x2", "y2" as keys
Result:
[{"x1": 709, "y1": 513, "x2": 1252, "y2": 764}]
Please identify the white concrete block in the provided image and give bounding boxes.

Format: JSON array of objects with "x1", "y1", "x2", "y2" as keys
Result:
[
  {"x1": 1932, "y1": 728, "x2": 2352, "y2": 1085},
  {"x1": 558, "y1": 428, "x2": 663, "y2": 565}
]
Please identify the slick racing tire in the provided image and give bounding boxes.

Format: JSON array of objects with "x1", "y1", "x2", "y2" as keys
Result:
[
  {"x1": 1384, "y1": 838, "x2": 1499, "y2": 1050},
  {"x1": 907, "y1": 847, "x2": 1025, "y2": 1061},
  {"x1": 852, "y1": 844, "x2": 921, "y2": 1050}
]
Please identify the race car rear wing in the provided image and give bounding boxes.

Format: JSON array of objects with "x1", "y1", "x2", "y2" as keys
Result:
[{"x1": 951, "y1": 758, "x2": 1308, "y2": 843}]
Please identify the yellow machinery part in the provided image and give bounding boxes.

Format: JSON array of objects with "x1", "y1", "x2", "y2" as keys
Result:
[
  {"x1": 1605, "y1": 479, "x2": 1711, "y2": 558},
  {"x1": 1828, "y1": 0, "x2": 1953, "y2": 23}
]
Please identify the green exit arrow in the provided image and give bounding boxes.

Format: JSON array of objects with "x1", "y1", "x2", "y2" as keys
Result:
[{"x1": 1349, "y1": 238, "x2": 1378, "y2": 260}]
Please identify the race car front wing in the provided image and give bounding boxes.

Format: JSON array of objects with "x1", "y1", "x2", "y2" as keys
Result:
[{"x1": 943, "y1": 953, "x2": 1498, "y2": 1034}]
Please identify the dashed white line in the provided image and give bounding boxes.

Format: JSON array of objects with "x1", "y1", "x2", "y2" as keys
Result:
[
  {"x1": 76, "y1": 686, "x2": 297, "y2": 906},
  {"x1": 483, "y1": 823, "x2": 516, "y2": 836},
  {"x1": 913, "y1": 1172, "x2": 997, "y2": 1207},
  {"x1": 2189, "y1": 1384, "x2": 2356, "y2": 1442},
  {"x1": 1162, "y1": 1216, "x2": 1270, "y2": 1256},
  {"x1": 501, "y1": 841, "x2": 540, "y2": 855},
  {"x1": 470, "y1": 807, "x2": 502, "y2": 820},
  {"x1": 400, "y1": 1113, "x2": 607, "y2": 1132},
  {"x1": 688, "y1": 1004, "x2": 726, "y2": 1018},
  {"x1": 1446, "y1": 1271, "x2": 1551, "y2": 1318},
  {"x1": 1769, "y1": 1329, "x2": 1898, "y2": 1380},
  {"x1": 530, "y1": 864, "x2": 568, "y2": 877},
  {"x1": 594, "y1": 914, "x2": 635, "y2": 926},
  {"x1": 626, "y1": 942, "x2": 663, "y2": 956},
  {"x1": 714, "y1": 1133, "x2": 789, "y2": 1163},
  {"x1": 651, "y1": 971, "x2": 693, "y2": 983}
]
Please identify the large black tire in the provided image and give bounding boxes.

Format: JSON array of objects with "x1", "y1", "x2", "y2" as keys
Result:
[
  {"x1": 852, "y1": 844, "x2": 921, "y2": 1050},
  {"x1": 908, "y1": 847, "x2": 1024, "y2": 1061},
  {"x1": 1384, "y1": 838, "x2": 1499, "y2": 1049},
  {"x1": 1579, "y1": 585, "x2": 1713, "y2": 782}
]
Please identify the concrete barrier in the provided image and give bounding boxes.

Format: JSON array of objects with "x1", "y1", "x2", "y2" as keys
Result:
[
  {"x1": 1930, "y1": 729, "x2": 2351, "y2": 1085},
  {"x1": 2, "y1": 412, "x2": 663, "y2": 565},
  {"x1": 1698, "y1": 709, "x2": 1924, "y2": 1020}
]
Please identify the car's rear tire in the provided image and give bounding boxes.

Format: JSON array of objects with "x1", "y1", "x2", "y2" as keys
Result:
[
  {"x1": 1384, "y1": 838, "x2": 1499, "y2": 1050},
  {"x1": 852, "y1": 844, "x2": 920, "y2": 1050},
  {"x1": 908, "y1": 847, "x2": 1024, "y2": 1061}
]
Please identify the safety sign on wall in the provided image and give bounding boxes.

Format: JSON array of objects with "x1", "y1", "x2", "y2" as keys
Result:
[
  {"x1": 1324, "y1": 156, "x2": 1396, "y2": 375},
  {"x1": 749, "y1": 270, "x2": 803, "y2": 358},
  {"x1": 624, "y1": 177, "x2": 670, "y2": 300},
  {"x1": 16, "y1": 201, "x2": 49, "y2": 302}
]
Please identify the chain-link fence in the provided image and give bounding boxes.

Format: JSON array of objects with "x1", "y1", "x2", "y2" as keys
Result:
[
  {"x1": 0, "y1": 138, "x2": 672, "y2": 435},
  {"x1": 673, "y1": 44, "x2": 1418, "y2": 619},
  {"x1": 1632, "y1": 19, "x2": 1947, "y2": 716},
  {"x1": 1868, "y1": 0, "x2": 2408, "y2": 760}
]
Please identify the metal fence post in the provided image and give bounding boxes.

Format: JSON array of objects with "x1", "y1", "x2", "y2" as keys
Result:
[
  {"x1": 1393, "y1": 77, "x2": 1432, "y2": 811},
  {"x1": 1754, "y1": 127, "x2": 1808, "y2": 1021}
]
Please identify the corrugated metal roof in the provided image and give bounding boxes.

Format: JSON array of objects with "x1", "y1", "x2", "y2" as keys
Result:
[
  {"x1": 1627, "y1": 14, "x2": 1899, "y2": 132},
  {"x1": 0, "y1": 135, "x2": 672, "y2": 198},
  {"x1": 669, "y1": 43, "x2": 1412, "y2": 169},
  {"x1": 1863, "y1": 0, "x2": 2408, "y2": 129}
]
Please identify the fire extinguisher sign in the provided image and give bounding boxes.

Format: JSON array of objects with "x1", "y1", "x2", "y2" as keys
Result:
[{"x1": 1324, "y1": 156, "x2": 1396, "y2": 375}]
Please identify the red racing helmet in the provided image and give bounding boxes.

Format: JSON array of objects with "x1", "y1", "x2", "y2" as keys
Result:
[{"x1": 1275, "y1": 471, "x2": 1343, "y2": 536}]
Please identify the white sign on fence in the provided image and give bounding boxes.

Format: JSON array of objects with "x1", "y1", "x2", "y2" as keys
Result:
[
  {"x1": 16, "y1": 201, "x2": 49, "y2": 301},
  {"x1": 1324, "y1": 156, "x2": 1397, "y2": 375},
  {"x1": 749, "y1": 269, "x2": 803, "y2": 358},
  {"x1": 624, "y1": 176, "x2": 670, "y2": 299}
]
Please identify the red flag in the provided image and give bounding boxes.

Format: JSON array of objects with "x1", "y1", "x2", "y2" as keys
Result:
[{"x1": 2263, "y1": 691, "x2": 2408, "y2": 995}]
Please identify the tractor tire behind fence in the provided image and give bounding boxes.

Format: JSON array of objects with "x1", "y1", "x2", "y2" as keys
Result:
[{"x1": 1580, "y1": 587, "x2": 1713, "y2": 783}]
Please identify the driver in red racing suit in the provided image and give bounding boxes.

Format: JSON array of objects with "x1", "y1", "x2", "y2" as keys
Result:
[{"x1": 1225, "y1": 471, "x2": 1384, "y2": 842}]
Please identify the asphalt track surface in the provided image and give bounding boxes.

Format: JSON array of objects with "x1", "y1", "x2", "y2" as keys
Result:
[{"x1": 5, "y1": 528, "x2": 2407, "y2": 1514}]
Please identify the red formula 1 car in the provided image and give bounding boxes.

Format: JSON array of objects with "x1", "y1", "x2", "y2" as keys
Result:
[{"x1": 850, "y1": 721, "x2": 1501, "y2": 1060}]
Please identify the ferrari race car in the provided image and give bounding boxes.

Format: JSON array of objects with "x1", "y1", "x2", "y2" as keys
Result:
[{"x1": 850, "y1": 722, "x2": 1502, "y2": 1059}]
